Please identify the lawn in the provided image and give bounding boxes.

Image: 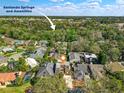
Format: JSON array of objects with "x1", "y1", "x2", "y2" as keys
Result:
[{"x1": 0, "y1": 83, "x2": 31, "y2": 93}]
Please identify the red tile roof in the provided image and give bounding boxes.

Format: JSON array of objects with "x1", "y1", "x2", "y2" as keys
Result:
[{"x1": 0, "y1": 72, "x2": 25, "y2": 83}]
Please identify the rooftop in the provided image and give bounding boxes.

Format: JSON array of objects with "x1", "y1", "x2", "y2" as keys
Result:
[
  {"x1": 107, "y1": 62, "x2": 124, "y2": 72},
  {"x1": 0, "y1": 72, "x2": 25, "y2": 83}
]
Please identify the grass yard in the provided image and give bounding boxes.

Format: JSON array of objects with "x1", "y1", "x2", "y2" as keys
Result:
[{"x1": 0, "y1": 83, "x2": 31, "y2": 93}]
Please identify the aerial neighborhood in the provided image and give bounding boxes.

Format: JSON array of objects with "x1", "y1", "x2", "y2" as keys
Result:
[
  {"x1": 0, "y1": 35, "x2": 123, "y2": 93},
  {"x1": 0, "y1": 17, "x2": 124, "y2": 93}
]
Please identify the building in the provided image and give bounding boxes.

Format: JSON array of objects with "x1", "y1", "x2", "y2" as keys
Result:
[
  {"x1": 25, "y1": 58, "x2": 39, "y2": 68},
  {"x1": 72, "y1": 80, "x2": 84, "y2": 89},
  {"x1": 49, "y1": 48, "x2": 59, "y2": 61},
  {"x1": 0, "y1": 72, "x2": 25, "y2": 87},
  {"x1": 69, "y1": 52, "x2": 81, "y2": 63},
  {"x1": 73, "y1": 64, "x2": 90, "y2": 81},
  {"x1": 14, "y1": 40, "x2": 25, "y2": 46},
  {"x1": 35, "y1": 40, "x2": 48, "y2": 47},
  {"x1": 2, "y1": 47, "x2": 14, "y2": 53},
  {"x1": 105, "y1": 62, "x2": 124, "y2": 72},
  {"x1": 9, "y1": 53, "x2": 23, "y2": 61},
  {"x1": 81, "y1": 52, "x2": 97, "y2": 64},
  {"x1": 30, "y1": 47, "x2": 47, "y2": 59},
  {"x1": 24, "y1": 40, "x2": 34, "y2": 46},
  {"x1": 36, "y1": 62, "x2": 55, "y2": 77},
  {"x1": 8, "y1": 62, "x2": 17, "y2": 70},
  {"x1": 0, "y1": 56, "x2": 8, "y2": 66},
  {"x1": 2, "y1": 36, "x2": 15, "y2": 45},
  {"x1": 88, "y1": 64, "x2": 104, "y2": 79}
]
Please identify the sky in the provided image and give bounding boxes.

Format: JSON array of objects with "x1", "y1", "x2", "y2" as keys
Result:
[{"x1": 0, "y1": 0, "x2": 124, "y2": 16}]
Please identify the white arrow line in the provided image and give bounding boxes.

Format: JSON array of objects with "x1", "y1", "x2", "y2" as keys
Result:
[
  {"x1": 34, "y1": 9, "x2": 56, "y2": 30},
  {"x1": 42, "y1": 14, "x2": 56, "y2": 30}
]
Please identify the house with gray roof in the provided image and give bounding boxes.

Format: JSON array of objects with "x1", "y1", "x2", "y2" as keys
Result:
[
  {"x1": 88, "y1": 64, "x2": 104, "y2": 79},
  {"x1": 69, "y1": 52, "x2": 81, "y2": 63},
  {"x1": 30, "y1": 47, "x2": 47, "y2": 59},
  {"x1": 36, "y1": 62, "x2": 55, "y2": 77},
  {"x1": 38, "y1": 40, "x2": 48, "y2": 47},
  {"x1": 0, "y1": 56, "x2": 8, "y2": 66},
  {"x1": 73, "y1": 64, "x2": 90, "y2": 80}
]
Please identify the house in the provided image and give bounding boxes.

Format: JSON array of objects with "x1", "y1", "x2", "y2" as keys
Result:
[
  {"x1": 24, "y1": 40, "x2": 34, "y2": 46},
  {"x1": 60, "y1": 62, "x2": 71, "y2": 75},
  {"x1": 35, "y1": 40, "x2": 48, "y2": 47},
  {"x1": 49, "y1": 48, "x2": 58, "y2": 57},
  {"x1": 69, "y1": 52, "x2": 81, "y2": 63},
  {"x1": 8, "y1": 62, "x2": 17, "y2": 70},
  {"x1": 49, "y1": 48, "x2": 59, "y2": 61},
  {"x1": 72, "y1": 80, "x2": 84, "y2": 88},
  {"x1": 1, "y1": 36, "x2": 15, "y2": 45},
  {"x1": 105, "y1": 62, "x2": 124, "y2": 72},
  {"x1": 2, "y1": 47, "x2": 15, "y2": 53},
  {"x1": 0, "y1": 56, "x2": 8, "y2": 66},
  {"x1": 14, "y1": 40, "x2": 25, "y2": 46},
  {"x1": 23, "y1": 40, "x2": 30, "y2": 46},
  {"x1": 73, "y1": 64, "x2": 90, "y2": 81},
  {"x1": 23, "y1": 72, "x2": 33, "y2": 82},
  {"x1": 9, "y1": 52, "x2": 23, "y2": 61},
  {"x1": 81, "y1": 52, "x2": 97, "y2": 64},
  {"x1": 36, "y1": 61, "x2": 71, "y2": 77},
  {"x1": 30, "y1": 47, "x2": 47, "y2": 59},
  {"x1": 25, "y1": 58, "x2": 39, "y2": 68},
  {"x1": 36, "y1": 62, "x2": 55, "y2": 77},
  {"x1": 88, "y1": 64, "x2": 104, "y2": 79},
  {"x1": 116, "y1": 23, "x2": 124, "y2": 30},
  {"x1": 0, "y1": 72, "x2": 25, "y2": 87},
  {"x1": 54, "y1": 62, "x2": 61, "y2": 73}
]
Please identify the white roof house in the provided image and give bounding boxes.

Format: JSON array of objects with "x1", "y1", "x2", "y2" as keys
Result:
[
  {"x1": 25, "y1": 58, "x2": 38, "y2": 68},
  {"x1": 82, "y1": 52, "x2": 98, "y2": 63},
  {"x1": 2, "y1": 47, "x2": 14, "y2": 53},
  {"x1": 84, "y1": 53, "x2": 97, "y2": 59}
]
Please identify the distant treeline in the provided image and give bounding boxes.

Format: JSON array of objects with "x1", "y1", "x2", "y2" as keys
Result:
[{"x1": 0, "y1": 16, "x2": 124, "y2": 23}]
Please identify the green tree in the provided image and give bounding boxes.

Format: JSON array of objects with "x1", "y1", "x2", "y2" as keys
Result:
[
  {"x1": 16, "y1": 58, "x2": 29, "y2": 71},
  {"x1": 15, "y1": 77, "x2": 23, "y2": 86},
  {"x1": 109, "y1": 48, "x2": 120, "y2": 61},
  {"x1": 32, "y1": 74, "x2": 67, "y2": 93},
  {"x1": 98, "y1": 52, "x2": 108, "y2": 64},
  {"x1": 84, "y1": 78, "x2": 123, "y2": 93},
  {"x1": 65, "y1": 29, "x2": 77, "y2": 42}
]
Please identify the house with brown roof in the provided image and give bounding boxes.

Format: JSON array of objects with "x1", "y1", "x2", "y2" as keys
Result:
[
  {"x1": 72, "y1": 80, "x2": 84, "y2": 88},
  {"x1": 0, "y1": 72, "x2": 25, "y2": 87},
  {"x1": 105, "y1": 62, "x2": 124, "y2": 72},
  {"x1": 1, "y1": 36, "x2": 15, "y2": 45}
]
